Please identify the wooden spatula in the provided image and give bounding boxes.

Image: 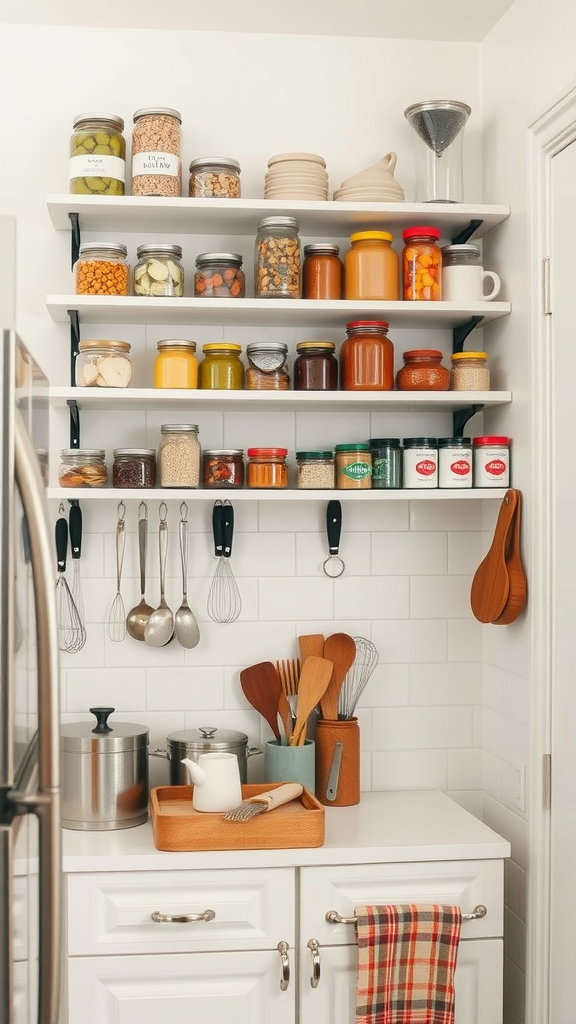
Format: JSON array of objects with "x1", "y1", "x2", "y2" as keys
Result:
[
  {"x1": 493, "y1": 490, "x2": 527, "y2": 625},
  {"x1": 290, "y1": 656, "x2": 333, "y2": 746},
  {"x1": 320, "y1": 633, "x2": 357, "y2": 720},
  {"x1": 298, "y1": 633, "x2": 325, "y2": 663},
  {"x1": 240, "y1": 662, "x2": 282, "y2": 742},
  {"x1": 470, "y1": 489, "x2": 518, "y2": 623}
]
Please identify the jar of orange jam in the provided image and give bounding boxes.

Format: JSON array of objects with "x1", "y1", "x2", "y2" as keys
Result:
[
  {"x1": 402, "y1": 226, "x2": 442, "y2": 300},
  {"x1": 154, "y1": 339, "x2": 198, "y2": 388},
  {"x1": 344, "y1": 230, "x2": 399, "y2": 300}
]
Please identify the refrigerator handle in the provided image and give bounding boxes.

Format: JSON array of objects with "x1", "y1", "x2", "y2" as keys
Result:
[{"x1": 12, "y1": 409, "x2": 63, "y2": 1024}]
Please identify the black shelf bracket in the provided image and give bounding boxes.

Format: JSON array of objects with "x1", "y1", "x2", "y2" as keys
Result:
[
  {"x1": 69, "y1": 212, "x2": 81, "y2": 269},
  {"x1": 452, "y1": 404, "x2": 484, "y2": 437},
  {"x1": 451, "y1": 219, "x2": 483, "y2": 245},
  {"x1": 453, "y1": 315, "x2": 484, "y2": 354},
  {"x1": 67, "y1": 309, "x2": 81, "y2": 448},
  {"x1": 67, "y1": 399, "x2": 80, "y2": 449}
]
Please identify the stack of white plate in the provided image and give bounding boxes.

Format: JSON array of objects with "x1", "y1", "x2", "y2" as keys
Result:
[
  {"x1": 333, "y1": 154, "x2": 405, "y2": 203},
  {"x1": 264, "y1": 152, "x2": 329, "y2": 200}
]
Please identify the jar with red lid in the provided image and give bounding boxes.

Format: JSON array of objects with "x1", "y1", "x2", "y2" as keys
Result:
[
  {"x1": 340, "y1": 320, "x2": 394, "y2": 391},
  {"x1": 246, "y1": 448, "x2": 288, "y2": 488},
  {"x1": 396, "y1": 349, "x2": 450, "y2": 391},
  {"x1": 473, "y1": 436, "x2": 510, "y2": 487},
  {"x1": 402, "y1": 226, "x2": 442, "y2": 301},
  {"x1": 294, "y1": 341, "x2": 338, "y2": 391}
]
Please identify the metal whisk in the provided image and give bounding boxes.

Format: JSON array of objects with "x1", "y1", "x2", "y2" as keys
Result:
[
  {"x1": 207, "y1": 500, "x2": 241, "y2": 624},
  {"x1": 55, "y1": 507, "x2": 85, "y2": 654},
  {"x1": 338, "y1": 637, "x2": 378, "y2": 719}
]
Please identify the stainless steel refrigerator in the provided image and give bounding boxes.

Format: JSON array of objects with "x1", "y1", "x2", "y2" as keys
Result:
[{"x1": 0, "y1": 215, "x2": 63, "y2": 1024}]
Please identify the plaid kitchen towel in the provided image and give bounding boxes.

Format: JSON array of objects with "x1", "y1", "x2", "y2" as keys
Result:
[{"x1": 355, "y1": 903, "x2": 462, "y2": 1024}]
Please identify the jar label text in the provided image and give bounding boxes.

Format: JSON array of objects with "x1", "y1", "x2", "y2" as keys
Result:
[
  {"x1": 342, "y1": 462, "x2": 372, "y2": 480},
  {"x1": 69, "y1": 154, "x2": 125, "y2": 182},
  {"x1": 132, "y1": 152, "x2": 180, "y2": 178}
]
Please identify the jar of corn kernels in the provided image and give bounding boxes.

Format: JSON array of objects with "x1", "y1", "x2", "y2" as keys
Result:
[{"x1": 74, "y1": 242, "x2": 129, "y2": 296}]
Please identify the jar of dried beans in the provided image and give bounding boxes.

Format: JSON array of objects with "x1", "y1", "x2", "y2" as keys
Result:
[
  {"x1": 58, "y1": 449, "x2": 108, "y2": 488},
  {"x1": 255, "y1": 216, "x2": 301, "y2": 298},
  {"x1": 202, "y1": 449, "x2": 245, "y2": 488},
  {"x1": 75, "y1": 242, "x2": 129, "y2": 296},
  {"x1": 112, "y1": 449, "x2": 157, "y2": 488},
  {"x1": 293, "y1": 341, "x2": 338, "y2": 391},
  {"x1": 69, "y1": 113, "x2": 126, "y2": 196},
  {"x1": 295, "y1": 451, "x2": 335, "y2": 489},
  {"x1": 194, "y1": 253, "x2": 245, "y2": 298},
  {"x1": 134, "y1": 243, "x2": 184, "y2": 297},
  {"x1": 396, "y1": 349, "x2": 450, "y2": 391},
  {"x1": 245, "y1": 342, "x2": 289, "y2": 390},
  {"x1": 450, "y1": 351, "x2": 490, "y2": 391},
  {"x1": 340, "y1": 320, "x2": 394, "y2": 391},
  {"x1": 188, "y1": 157, "x2": 241, "y2": 198},
  {"x1": 131, "y1": 107, "x2": 182, "y2": 197},
  {"x1": 302, "y1": 244, "x2": 343, "y2": 299},
  {"x1": 158, "y1": 424, "x2": 201, "y2": 488},
  {"x1": 246, "y1": 448, "x2": 288, "y2": 488},
  {"x1": 402, "y1": 226, "x2": 442, "y2": 300}
]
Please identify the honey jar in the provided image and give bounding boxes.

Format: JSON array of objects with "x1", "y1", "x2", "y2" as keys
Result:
[{"x1": 344, "y1": 231, "x2": 399, "y2": 300}]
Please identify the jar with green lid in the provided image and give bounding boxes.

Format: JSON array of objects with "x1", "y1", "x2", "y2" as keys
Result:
[
  {"x1": 69, "y1": 113, "x2": 126, "y2": 195},
  {"x1": 199, "y1": 343, "x2": 244, "y2": 390},
  {"x1": 294, "y1": 341, "x2": 338, "y2": 391},
  {"x1": 245, "y1": 342, "x2": 289, "y2": 390},
  {"x1": 194, "y1": 253, "x2": 245, "y2": 298},
  {"x1": 158, "y1": 424, "x2": 201, "y2": 488},
  {"x1": 369, "y1": 438, "x2": 402, "y2": 489},
  {"x1": 134, "y1": 243, "x2": 184, "y2": 297},
  {"x1": 296, "y1": 451, "x2": 335, "y2": 489},
  {"x1": 188, "y1": 157, "x2": 241, "y2": 198},
  {"x1": 334, "y1": 444, "x2": 372, "y2": 489},
  {"x1": 255, "y1": 216, "x2": 301, "y2": 298}
]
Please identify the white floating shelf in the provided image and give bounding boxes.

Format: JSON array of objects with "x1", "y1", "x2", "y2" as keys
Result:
[{"x1": 47, "y1": 487, "x2": 509, "y2": 502}]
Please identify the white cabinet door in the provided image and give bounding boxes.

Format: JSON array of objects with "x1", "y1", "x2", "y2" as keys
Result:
[
  {"x1": 68, "y1": 949, "x2": 295, "y2": 1024},
  {"x1": 299, "y1": 939, "x2": 503, "y2": 1024}
]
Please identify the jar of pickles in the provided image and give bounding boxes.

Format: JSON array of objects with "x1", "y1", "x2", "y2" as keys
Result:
[
  {"x1": 202, "y1": 450, "x2": 245, "y2": 488},
  {"x1": 245, "y1": 343, "x2": 289, "y2": 390},
  {"x1": 131, "y1": 107, "x2": 182, "y2": 197},
  {"x1": 74, "y1": 243, "x2": 129, "y2": 296},
  {"x1": 199, "y1": 343, "x2": 244, "y2": 389},
  {"x1": 58, "y1": 449, "x2": 108, "y2": 488},
  {"x1": 246, "y1": 448, "x2": 288, "y2": 488},
  {"x1": 303, "y1": 244, "x2": 343, "y2": 299},
  {"x1": 69, "y1": 113, "x2": 126, "y2": 195},
  {"x1": 194, "y1": 253, "x2": 245, "y2": 298},
  {"x1": 340, "y1": 320, "x2": 394, "y2": 391},
  {"x1": 402, "y1": 226, "x2": 442, "y2": 300},
  {"x1": 255, "y1": 216, "x2": 301, "y2": 298},
  {"x1": 293, "y1": 341, "x2": 338, "y2": 391},
  {"x1": 188, "y1": 157, "x2": 241, "y2": 198},
  {"x1": 155, "y1": 339, "x2": 198, "y2": 389},
  {"x1": 344, "y1": 231, "x2": 399, "y2": 300},
  {"x1": 134, "y1": 243, "x2": 184, "y2": 297}
]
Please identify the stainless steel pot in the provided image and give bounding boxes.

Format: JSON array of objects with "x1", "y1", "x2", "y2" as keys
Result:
[
  {"x1": 151, "y1": 726, "x2": 261, "y2": 784},
  {"x1": 61, "y1": 707, "x2": 149, "y2": 831}
]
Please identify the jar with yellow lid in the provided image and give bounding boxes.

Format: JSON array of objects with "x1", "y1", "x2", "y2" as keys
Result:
[
  {"x1": 199, "y1": 343, "x2": 244, "y2": 390},
  {"x1": 344, "y1": 230, "x2": 399, "y2": 300},
  {"x1": 294, "y1": 341, "x2": 338, "y2": 390},
  {"x1": 450, "y1": 351, "x2": 490, "y2": 391},
  {"x1": 155, "y1": 339, "x2": 198, "y2": 389}
]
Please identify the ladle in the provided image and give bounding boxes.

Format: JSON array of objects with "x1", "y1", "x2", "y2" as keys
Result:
[
  {"x1": 126, "y1": 502, "x2": 154, "y2": 642},
  {"x1": 174, "y1": 502, "x2": 200, "y2": 649},
  {"x1": 144, "y1": 502, "x2": 174, "y2": 648}
]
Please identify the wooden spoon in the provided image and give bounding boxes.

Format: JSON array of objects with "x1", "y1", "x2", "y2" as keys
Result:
[
  {"x1": 320, "y1": 633, "x2": 357, "y2": 720},
  {"x1": 290, "y1": 656, "x2": 333, "y2": 746},
  {"x1": 298, "y1": 633, "x2": 325, "y2": 663},
  {"x1": 470, "y1": 489, "x2": 518, "y2": 623},
  {"x1": 240, "y1": 662, "x2": 282, "y2": 742},
  {"x1": 493, "y1": 490, "x2": 527, "y2": 625}
]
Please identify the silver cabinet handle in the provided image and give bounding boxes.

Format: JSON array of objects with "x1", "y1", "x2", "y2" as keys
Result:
[
  {"x1": 307, "y1": 938, "x2": 321, "y2": 988},
  {"x1": 325, "y1": 904, "x2": 488, "y2": 925},
  {"x1": 277, "y1": 940, "x2": 290, "y2": 991},
  {"x1": 151, "y1": 909, "x2": 215, "y2": 924}
]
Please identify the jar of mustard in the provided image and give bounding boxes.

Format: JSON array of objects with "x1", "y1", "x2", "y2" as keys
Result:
[
  {"x1": 155, "y1": 339, "x2": 198, "y2": 389},
  {"x1": 199, "y1": 343, "x2": 244, "y2": 389},
  {"x1": 69, "y1": 113, "x2": 126, "y2": 195},
  {"x1": 344, "y1": 231, "x2": 399, "y2": 300}
]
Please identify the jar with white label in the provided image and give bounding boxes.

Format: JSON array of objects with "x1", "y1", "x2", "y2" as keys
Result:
[
  {"x1": 438, "y1": 437, "x2": 472, "y2": 489},
  {"x1": 334, "y1": 444, "x2": 372, "y2": 489},
  {"x1": 473, "y1": 436, "x2": 510, "y2": 487},
  {"x1": 131, "y1": 107, "x2": 182, "y2": 197},
  {"x1": 402, "y1": 437, "x2": 438, "y2": 489},
  {"x1": 69, "y1": 113, "x2": 126, "y2": 195}
]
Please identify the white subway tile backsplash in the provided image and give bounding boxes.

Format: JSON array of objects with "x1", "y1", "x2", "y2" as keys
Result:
[
  {"x1": 372, "y1": 749, "x2": 448, "y2": 791},
  {"x1": 409, "y1": 500, "x2": 482, "y2": 532},
  {"x1": 372, "y1": 619, "x2": 448, "y2": 663},
  {"x1": 448, "y1": 531, "x2": 483, "y2": 574},
  {"x1": 145, "y1": 667, "x2": 225, "y2": 711},
  {"x1": 447, "y1": 748, "x2": 483, "y2": 790},
  {"x1": 372, "y1": 706, "x2": 473, "y2": 750},
  {"x1": 335, "y1": 575, "x2": 409, "y2": 620},
  {"x1": 447, "y1": 618, "x2": 482, "y2": 662},
  {"x1": 410, "y1": 574, "x2": 473, "y2": 619},
  {"x1": 410, "y1": 662, "x2": 481, "y2": 705},
  {"x1": 355, "y1": 664, "x2": 410, "y2": 708},
  {"x1": 63, "y1": 668, "x2": 146, "y2": 713},
  {"x1": 296, "y1": 530, "x2": 371, "y2": 576},
  {"x1": 372, "y1": 532, "x2": 448, "y2": 575},
  {"x1": 258, "y1": 575, "x2": 334, "y2": 620}
]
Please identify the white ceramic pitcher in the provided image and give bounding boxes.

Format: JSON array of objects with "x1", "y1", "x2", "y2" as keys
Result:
[{"x1": 181, "y1": 754, "x2": 242, "y2": 813}]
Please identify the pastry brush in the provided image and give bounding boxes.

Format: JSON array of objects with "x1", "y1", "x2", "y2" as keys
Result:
[{"x1": 223, "y1": 783, "x2": 303, "y2": 822}]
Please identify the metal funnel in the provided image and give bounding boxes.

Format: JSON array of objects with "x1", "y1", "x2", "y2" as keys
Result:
[{"x1": 404, "y1": 100, "x2": 471, "y2": 156}]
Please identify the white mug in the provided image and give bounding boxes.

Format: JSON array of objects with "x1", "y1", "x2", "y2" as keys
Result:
[{"x1": 443, "y1": 265, "x2": 501, "y2": 302}]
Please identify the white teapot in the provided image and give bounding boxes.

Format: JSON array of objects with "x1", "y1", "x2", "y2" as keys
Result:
[{"x1": 181, "y1": 754, "x2": 242, "y2": 813}]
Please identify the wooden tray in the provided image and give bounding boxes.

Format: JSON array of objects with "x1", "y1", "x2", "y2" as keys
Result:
[{"x1": 151, "y1": 784, "x2": 325, "y2": 851}]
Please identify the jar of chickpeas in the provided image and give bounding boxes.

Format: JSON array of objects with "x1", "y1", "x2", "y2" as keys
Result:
[
  {"x1": 402, "y1": 226, "x2": 442, "y2": 301},
  {"x1": 131, "y1": 107, "x2": 182, "y2": 197},
  {"x1": 74, "y1": 242, "x2": 129, "y2": 296}
]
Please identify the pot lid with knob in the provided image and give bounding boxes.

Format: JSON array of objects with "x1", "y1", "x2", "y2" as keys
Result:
[{"x1": 61, "y1": 707, "x2": 149, "y2": 753}]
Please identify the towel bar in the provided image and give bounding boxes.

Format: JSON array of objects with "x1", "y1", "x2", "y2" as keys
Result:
[{"x1": 325, "y1": 903, "x2": 487, "y2": 925}]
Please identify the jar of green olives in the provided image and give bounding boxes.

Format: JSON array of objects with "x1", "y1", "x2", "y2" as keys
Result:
[{"x1": 69, "y1": 113, "x2": 126, "y2": 196}]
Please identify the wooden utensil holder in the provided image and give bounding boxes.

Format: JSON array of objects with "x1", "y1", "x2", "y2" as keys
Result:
[{"x1": 315, "y1": 718, "x2": 360, "y2": 806}]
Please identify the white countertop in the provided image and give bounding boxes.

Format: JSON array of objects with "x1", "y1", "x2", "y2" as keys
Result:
[{"x1": 60, "y1": 790, "x2": 511, "y2": 873}]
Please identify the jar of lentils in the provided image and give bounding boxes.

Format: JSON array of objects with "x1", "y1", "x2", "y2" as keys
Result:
[
  {"x1": 194, "y1": 253, "x2": 245, "y2": 297},
  {"x1": 112, "y1": 449, "x2": 157, "y2": 488},
  {"x1": 255, "y1": 216, "x2": 301, "y2": 298},
  {"x1": 188, "y1": 157, "x2": 241, "y2": 198},
  {"x1": 158, "y1": 424, "x2": 201, "y2": 488},
  {"x1": 75, "y1": 242, "x2": 129, "y2": 296},
  {"x1": 131, "y1": 107, "x2": 182, "y2": 197},
  {"x1": 202, "y1": 449, "x2": 245, "y2": 488},
  {"x1": 134, "y1": 243, "x2": 184, "y2": 297},
  {"x1": 296, "y1": 451, "x2": 335, "y2": 489},
  {"x1": 58, "y1": 449, "x2": 108, "y2": 488},
  {"x1": 69, "y1": 113, "x2": 126, "y2": 195},
  {"x1": 245, "y1": 342, "x2": 289, "y2": 390},
  {"x1": 450, "y1": 351, "x2": 490, "y2": 391}
]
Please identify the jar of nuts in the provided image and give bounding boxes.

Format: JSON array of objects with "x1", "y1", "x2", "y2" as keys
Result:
[
  {"x1": 158, "y1": 424, "x2": 201, "y2": 488},
  {"x1": 69, "y1": 113, "x2": 126, "y2": 196},
  {"x1": 58, "y1": 449, "x2": 108, "y2": 488},
  {"x1": 75, "y1": 242, "x2": 129, "y2": 296},
  {"x1": 131, "y1": 107, "x2": 182, "y2": 197},
  {"x1": 76, "y1": 340, "x2": 133, "y2": 388},
  {"x1": 188, "y1": 157, "x2": 241, "y2": 198},
  {"x1": 194, "y1": 253, "x2": 245, "y2": 298},
  {"x1": 255, "y1": 216, "x2": 301, "y2": 298},
  {"x1": 134, "y1": 243, "x2": 184, "y2": 297}
]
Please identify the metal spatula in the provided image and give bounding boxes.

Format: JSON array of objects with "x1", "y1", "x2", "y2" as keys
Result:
[{"x1": 223, "y1": 783, "x2": 303, "y2": 821}]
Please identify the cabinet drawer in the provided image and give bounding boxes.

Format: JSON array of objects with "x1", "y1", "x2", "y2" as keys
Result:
[
  {"x1": 66, "y1": 867, "x2": 295, "y2": 955},
  {"x1": 300, "y1": 859, "x2": 503, "y2": 943}
]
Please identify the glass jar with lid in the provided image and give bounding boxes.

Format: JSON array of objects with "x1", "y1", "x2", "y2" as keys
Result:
[
  {"x1": 245, "y1": 342, "x2": 289, "y2": 390},
  {"x1": 402, "y1": 226, "x2": 442, "y2": 300},
  {"x1": 75, "y1": 242, "x2": 129, "y2": 296},
  {"x1": 402, "y1": 438, "x2": 438, "y2": 489},
  {"x1": 340, "y1": 320, "x2": 394, "y2": 391},
  {"x1": 303, "y1": 244, "x2": 343, "y2": 299},
  {"x1": 194, "y1": 253, "x2": 245, "y2": 298},
  {"x1": 396, "y1": 349, "x2": 450, "y2": 391},
  {"x1": 246, "y1": 448, "x2": 288, "y2": 488},
  {"x1": 76, "y1": 340, "x2": 132, "y2": 387},
  {"x1": 188, "y1": 158, "x2": 241, "y2": 198},
  {"x1": 450, "y1": 351, "x2": 490, "y2": 391},
  {"x1": 131, "y1": 107, "x2": 182, "y2": 197},
  {"x1": 158, "y1": 424, "x2": 201, "y2": 488},
  {"x1": 155, "y1": 339, "x2": 198, "y2": 389},
  {"x1": 294, "y1": 341, "x2": 338, "y2": 391},
  {"x1": 199, "y1": 343, "x2": 244, "y2": 389},
  {"x1": 134, "y1": 243, "x2": 184, "y2": 297},
  {"x1": 334, "y1": 444, "x2": 372, "y2": 489},
  {"x1": 369, "y1": 438, "x2": 402, "y2": 489},
  {"x1": 344, "y1": 230, "x2": 399, "y2": 300},
  {"x1": 69, "y1": 113, "x2": 125, "y2": 195},
  {"x1": 58, "y1": 450, "x2": 108, "y2": 488},
  {"x1": 112, "y1": 449, "x2": 157, "y2": 488},
  {"x1": 255, "y1": 216, "x2": 301, "y2": 298},
  {"x1": 295, "y1": 451, "x2": 335, "y2": 489},
  {"x1": 202, "y1": 450, "x2": 245, "y2": 488}
]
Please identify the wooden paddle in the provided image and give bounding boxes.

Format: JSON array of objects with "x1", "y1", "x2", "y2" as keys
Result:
[
  {"x1": 240, "y1": 662, "x2": 282, "y2": 742},
  {"x1": 320, "y1": 633, "x2": 357, "y2": 720},
  {"x1": 492, "y1": 489, "x2": 527, "y2": 624},
  {"x1": 298, "y1": 633, "x2": 325, "y2": 663},
  {"x1": 470, "y1": 489, "x2": 518, "y2": 623},
  {"x1": 290, "y1": 656, "x2": 333, "y2": 746}
]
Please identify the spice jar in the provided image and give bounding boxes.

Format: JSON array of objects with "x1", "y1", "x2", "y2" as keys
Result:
[
  {"x1": 155, "y1": 339, "x2": 198, "y2": 389},
  {"x1": 344, "y1": 231, "x2": 399, "y2": 300},
  {"x1": 131, "y1": 107, "x2": 182, "y2": 197},
  {"x1": 134, "y1": 244, "x2": 183, "y2": 297},
  {"x1": 69, "y1": 113, "x2": 125, "y2": 196},
  {"x1": 473, "y1": 436, "x2": 510, "y2": 488},
  {"x1": 303, "y1": 244, "x2": 343, "y2": 299},
  {"x1": 202, "y1": 450, "x2": 245, "y2": 488},
  {"x1": 158, "y1": 424, "x2": 201, "y2": 488},
  {"x1": 295, "y1": 451, "x2": 335, "y2": 489},
  {"x1": 188, "y1": 158, "x2": 241, "y2": 198},
  {"x1": 334, "y1": 444, "x2": 372, "y2": 489},
  {"x1": 245, "y1": 343, "x2": 289, "y2": 390},
  {"x1": 340, "y1": 320, "x2": 394, "y2": 391},
  {"x1": 199, "y1": 343, "x2": 244, "y2": 390},
  {"x1": 396, "y1": 349, "x2": 450, "y2": 391},
  {"x1": 75, "y1": 340, "x2": 132, "y2": 388},
  {"x1": 438, "y1": 437, "x2": 472, "y2": 489},
  {"x1": 255, "y1": 216, "x2": 301, "y2": 298},
  {"x1": 58, "y1": 450, "x2": 107, "y2": 488},
  {"x1": 402, "y1": 226, "x2": 442, "y2": 300},
  {"x1": 194, "y1": 253, "x2": 245, "y2": 298},
  {"x1": 247, "y1": 448, "x2": 288, "y2": 488},
  {"x1": 74, "y1": 243, "x2": 129, "y2": 296},
  {"x1": 293, "y1": 341, "x2": 338, "y2": 391},
  {"x1": 369, "y1": 438, "x2": 402, "y2": 489},
  {"x1": 450, "y1": 352, "x2": 490, "y2": 391},
  {"x1": 402, "y1": 438, "x2": 438, "y2": 489},
  {"x1": 112, "y1": 449, "x2": 156, "y2": 488}
]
